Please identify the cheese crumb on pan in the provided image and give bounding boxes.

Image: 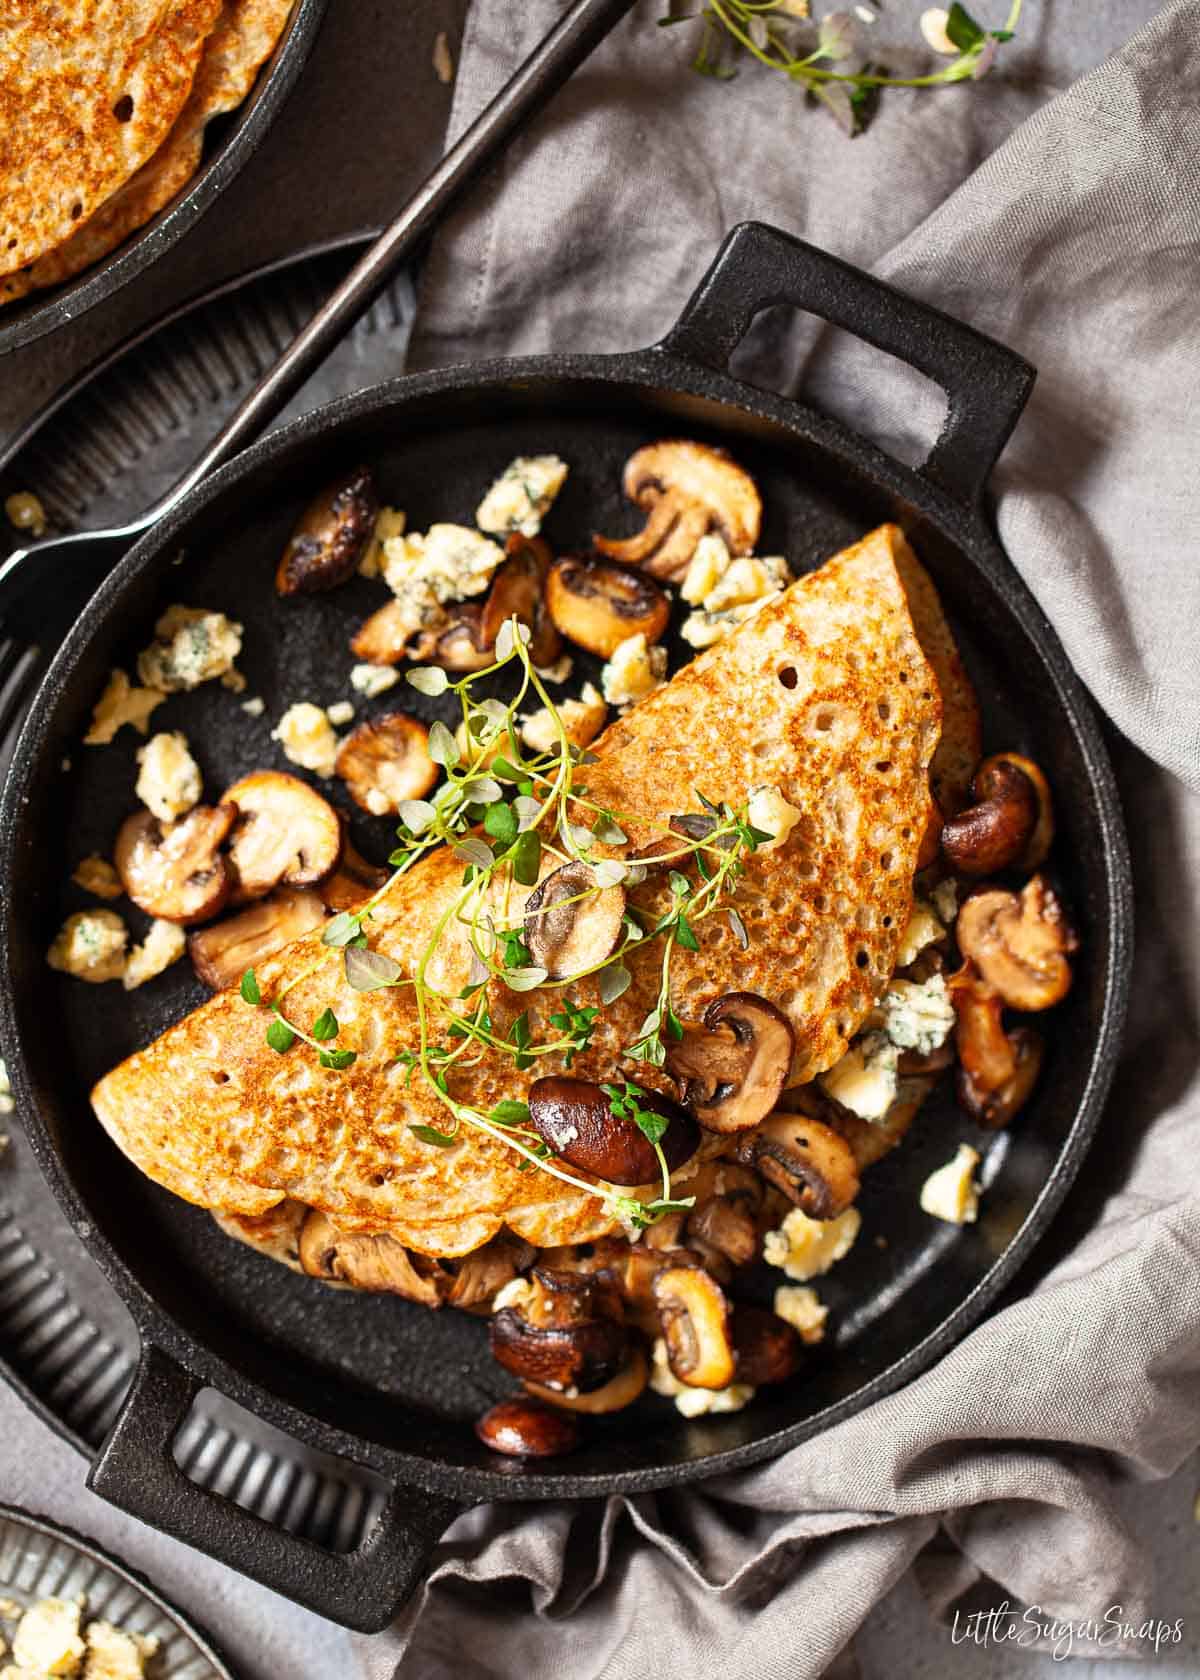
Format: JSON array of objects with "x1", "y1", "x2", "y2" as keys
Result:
[
  {"x1": 521, "y1": 683, "x2": 606, "y2": 755},
  {"x1": 123, "y1": 918, "x2": 187, "y2": 992},
  {"x1": 83, "y1": 671, "x2": 165, "y2": 745},
  {"x1": 476, "y1": 456, "x2": 568, "y2": 539},
  {"x1": 920, "y1": 1143, "x2": 981, "y2": 1224},
  {"x1": 679, "y1": 535, "x2": 788, "y2": 648},
  {"x1": 821, "y1": 1034, "x2": 898, "y2": 1120},
  {"x1": 135, "y1": 731, "x2": 202, "y2": 824},
  {"x1": 600, "y1": 632, "x2": 666, "y2": 708},
  {"x1": 773, "y1": 1284, "x2": 829, "y2": 1344},
  {"x1": 650, "y1": 1338, "x2": 755, "y2": 1416},
  {"x1": 350, "y1": 662, "x2": 400, "y2": 698},
  {"x1": 71, "y1": 855, "x2": 122, "y2": 900},
  {"x1": 272, "y1": 702, "x2": 340, "y2": 777},
  {"x1": 763, "y1": 1206, "x2": 861, "y2": 1281},
  {"x1": 10, "y1": 1595, "x2": 85, "y2": 1674},
  {"x1": 47, "y1": 911, "x2": 128, "y2": 984},
  {"x1": 137, "y1": 606, "x2": 242, "y2": 692}
]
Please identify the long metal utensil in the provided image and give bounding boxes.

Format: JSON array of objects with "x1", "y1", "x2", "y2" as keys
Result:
[{"x1": 0, "y1": 0, "x2": 637, "y2": 605}]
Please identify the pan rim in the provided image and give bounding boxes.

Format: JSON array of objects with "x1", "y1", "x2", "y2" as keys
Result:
[
  {"x1": 0, "y1": 0, "x2": 328, "y2": 359},
  {"x1": 0, "y1": 352, "x2": 1133, "y2": 1501}
]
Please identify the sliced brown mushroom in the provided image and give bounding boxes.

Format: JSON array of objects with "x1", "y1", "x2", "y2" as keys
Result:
[
  {"x1": 276, "y1": 465, "x2": 378, "y2": 596},
  {"x1": 955, "y1": 874, "x2": 1077, "y2": 1011},
  {"x1": 664, "y1": 993, "x2": 795, "y2": 1134},
  {"x1": 950, "y1": 964, "x2": 1046, "y2": 1128},
  {"x1": 223, "y1": 771, "x2": 342, "y2": 903},
  {"x1": 297, "y1": 1211, "x2": 444, "y2": 1306},
  {"x1": 350, "y1": 598, "x2": 413, "y2": 666},
  {"x1": 941, "y1": 753, "x2": 1054, "y2": 876},
  {"x1": 490, "y1": 1268, "x2": 628, "y2": 1394},
  {"x1": 544, "y1": 555, "x2": 670, "y2": 658},
  {"x1": 523, "y1": 859, "x2": 625, "y2": 979},
  {"x1": 652, "y1": 1264, "x2": 735, "y2": 1389},
  {"x1": 528, "y1": 1076, "x2": 700, "y2": 1187},
  {"x1": 524, "y1": 1345, "x2": 649, "y2": 1414},
  {"x1": 733, "y1": 1112, "x2": 861, "y2": 1219},
  {"x1": 334, "y1": 711, "x2": 438, "y2": 817},
  {"x1": 114, "y1": 803, "x2": 236, "y2": 925},
  {"x1": 593, "y1": 441, "x2": 762, "y2": 581},
  {"x1": 319, "y1": 828, "x2": 390, "y2": 914},
  {"x1": 731, "y1": 1305, "x2": 802, "y2": 1387},
  {"x1": 961, "y1": 1024, "x2": 1044, "y2": 1128},
  {"x1": 407, "y1": 604, "x2": 494, "y2": 673},
  {"x1": 476, "y1": 1396, "x2": 580, "y2": 1458},
  {"x1": 188, "y1": 886, "x2": 326, "y2": 989},
  {"x1": 444, "y1": 1231, "x2": 536, "y2": 1312},
  {"x1": 679, "y1": 1161, "x2": 767, "y2": 1268},
  {"x1": 480, "y1": 535, "x2": 562, "y2": 668}
]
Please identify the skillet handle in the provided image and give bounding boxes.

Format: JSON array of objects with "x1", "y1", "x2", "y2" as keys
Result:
[
  {"x1": 88, "y1": 1344, "x2": 464, "y2": 1634},
  {"x1": 657, "y1": 221, "x2": 1035, "y2": 508}
]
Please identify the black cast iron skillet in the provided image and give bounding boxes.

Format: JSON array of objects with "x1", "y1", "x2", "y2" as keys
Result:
[
  {"x1": 0, "y1": 225, "x2": 1132, "y2": 1631},
  {"x1": 0, "y1": 0, "x2": 327, "y2": 358}
]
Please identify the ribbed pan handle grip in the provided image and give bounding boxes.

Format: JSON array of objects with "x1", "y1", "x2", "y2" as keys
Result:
[
  {"x1": 88, "y1": 1344, "x2": 464, "y2": 1634},
  {"x1": 658, "y1": 221, "x2": 1035, "y2": 509}
]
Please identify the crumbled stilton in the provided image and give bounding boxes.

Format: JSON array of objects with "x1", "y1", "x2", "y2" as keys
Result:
[
  {"x1": 137, "y1": 605, "x2": 242, "y2": 692},
  {"x1": 879, "y1": 974, "x2": 956, "y2": 1057},
  {"x1": 135, "y1": 730, "x2": 202, "y2": 824},
  {"x1": 521, "y1": 682, "x2": 606, "y2": 755},
  {"x1": 773, "y1": 1284, "x2": 828, "y2": 1344},
  {"x1": 920, "y1": 1143, "x2": 981, "y2": 1225},
  {"x1": 820, "y1": 1033, "x2": 898, "y2": 1121},
  {"x1": 600, "y1": 633, "x2": 666, "y2": 708},
  {"x1": 123, "y1": 919, "x2": 187, "y2": 991},
  {"x1": 72, "y1": 855, "x2": 122, "y2": 900},
  {"x1": 350, "y1": 662, "x2": 400, "y2": 698},
  {"x1": 746, "y1": 784, "x2": 801, "y2": 852},
  {"x1": 83, "y1": 671, "x2": 165, "y2": 745},
  {"x1": 763, "y1": 1206, "x2": 861, "y2": 1281},
  {"x1": 475, "y1": 455, "x2": 568, "y2": 539},
  {"x1": 47, "y1": 910, "x2": 128, "y2": 983},
  {"x1": 680, "y1": 535, "x2": 789, "y2": 648},
  {"x1": 650, "y1": 1337, "x2": 754, "y2": 1416},
  {"x1": 272, "y1": 702, "x2": 340, "y2": 777}
]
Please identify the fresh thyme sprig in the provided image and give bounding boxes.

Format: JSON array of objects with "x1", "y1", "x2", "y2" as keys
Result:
[
  {"x1": 666, "y1": 0, "x2": 1023, "y2": 134},
  {"x1": 236, "y1": 619, "x2": 770, "y2": 1232}
]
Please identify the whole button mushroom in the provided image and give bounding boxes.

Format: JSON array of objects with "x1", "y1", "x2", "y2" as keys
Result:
[
  {"x1": 276, "y1": 465, "x2": 378, "y2": 596},
  {"x1": 480, "y1": 534, "x2": 563, "y2": 668},
  {"x1": 731, "y1": 1305, "x2": 803, "y2": 1387},
  {"x1": 664, "y1": 992, "x2": 795, "y2": 1134},
  {"x1": 593, "y1": 441, "x2": 762, "y2": 582},
  {"x1": 940, "y1": 752, "x2": 1055, "y2": 876},
  {"x1": 527, "y1": 1076, "x2": 700, "y2": 1186},
  {"x1": 476, "y1": 1396, "x2": 580, "y2": 1458},
  {"x1": 544, "y1": 554, "x2": 670, "y2": 658}
]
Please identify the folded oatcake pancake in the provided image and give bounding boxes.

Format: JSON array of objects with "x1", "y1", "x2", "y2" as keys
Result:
[{"x1": 91, "y1": 524, "x2": 949, "y2": 1257}]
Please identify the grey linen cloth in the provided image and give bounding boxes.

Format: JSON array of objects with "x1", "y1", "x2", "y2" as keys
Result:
[{"x1": 358, "y1": 3, "x2": 1200, "y2": 1674}]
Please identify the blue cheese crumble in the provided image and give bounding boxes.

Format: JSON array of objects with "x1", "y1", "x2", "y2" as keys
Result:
[
  {"x1": 136, "y1": 606, "x2": 243, "y2": 692},
  {"x1": 879, "y1": 974, "x2": 956, "y2": 1057},
  {"x1": 679, "y1": 535, "x2": 789, "y2": 649},
  {"x1": 380, "y1": 524, "x2": 505, "y2": 638},
  {"x1": 475, "y1": 455, "x2": 568, "y2": 538}
]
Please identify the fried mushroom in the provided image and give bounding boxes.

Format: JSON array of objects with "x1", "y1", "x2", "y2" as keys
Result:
[
  {"x1": 188, "y1": 886, "x2": 327, "y2": 990},
  {"x1": 114, "y1": 803, "x2": 236, "y2": 925},
  {"x1": 490, "y1": 1268, "x2": 628, "y2": 1394},
  {"x1": 950, "y1": 964, "x2": 1046, "y2": 1128},
  {"x1": 350, "y1": 598, "x2": 412, "y2": 666},
  {"x1": 734, "y1": 1112, "x2": 861, "y2": 1219},
  {"x1": 476, "y1": 1397, "x2": 579, "y2": 1458},
  {"x1": 406, "y1": 604, "x2": 494, "y2": 672},
  {"x1": 334, "y1": 712, "x2": 438, "y2": 816},
  {"x1": 594, "y1": 441, "x2": 762, "y2": 582},
  {"x1": 223, "y1": 771, "x2": 341, "y2": 902},
  {"x1": 652, "y1": 1265, "x2": 735, "y2": 1389},
  {"x1": 664, "y1": 993, "x2": 794, "y2": 1134},
  {"x1": 523, "y1": 859, "x2": 625, "y2": 978},
  {"x1": 297, "y1": 1212, "x2": 444, "y2": 1307},
  {"x1": 731, "y1": 1305, "x2": 802, "y2": 1387},
  {"x1": 545, "y1": 554, "x2": 670, "y2": 657},
  {"x1": 523, "y1": 1345, "x2": 649, "y2": 1414},
  {"x1": 955, "y1": 875, "x2": 1077, "y2": 1010},
  {"x1": 527, "y1": 1076, "x2": 700, "y2": 1186},
  {"x1": 276, "y1": 465, "x2": 378, "y2": 596},
  {"x1": 480, "y1": 534, "x2": 562, "y2": 667},
  {"x1": 941, "y1": 753, "x2": 1054, "y2": 875}
]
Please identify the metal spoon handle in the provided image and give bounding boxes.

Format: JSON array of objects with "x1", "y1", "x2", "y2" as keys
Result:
[{"x1": 140, "y1": 0, "x2": 636, "y2": 528}]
